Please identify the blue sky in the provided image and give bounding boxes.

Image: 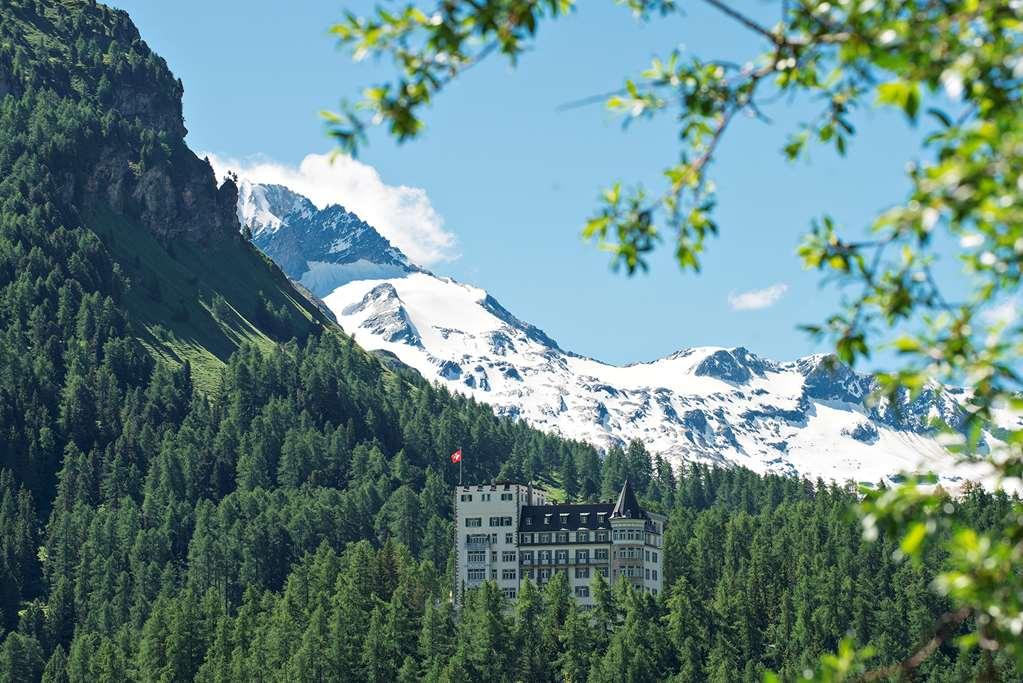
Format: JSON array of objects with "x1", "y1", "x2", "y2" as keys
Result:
[{"x1": 109, "y1": 0, "x2": 939, "y2": 366}]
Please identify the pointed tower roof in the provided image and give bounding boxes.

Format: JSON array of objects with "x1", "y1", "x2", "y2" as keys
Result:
[{"x1": 610, "y1": 479, "x2": 645, "y2": 519}]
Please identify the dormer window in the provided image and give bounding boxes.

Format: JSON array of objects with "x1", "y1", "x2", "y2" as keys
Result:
[
  {"x1": 597, "y1": 513, "x2": 606, "y2": 524},
  {"x1": 526, "y1": 518, "x2": 532, "y2": 526},
  {"x1": 544, "y1": 514, "x2": 551, "y2": 525},
  {"x1": 559, "y1": 513, "x2": 569, "y2": 526},
  {"x1": 580, "y1": 512, "x2": 589, "y2": 524}
]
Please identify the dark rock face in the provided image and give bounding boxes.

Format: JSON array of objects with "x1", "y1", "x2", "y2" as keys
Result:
[
  {"x1": 8, "y1": 3, "x2": 245, "y2": 247},
  {"x1": 796, "y1": 354, "x2": 871, "y2": 403},
  {"x1": 342, "y1": 283, "x2": 422, "y2": 347},
  {"x1": 692, "y1": 347, "x2": 768, "y2": 384},
  {"x1": 843, "y1": 422, "x2": 880, "y2": 444},
  {"x1": 872, "y1": 385, "x2": 966, "y2": 433},
  {"x1": 240, "y1": 183, "x2": 415, "y2": 296},
  {"x1": 85, "y1": 152, "x2": 240, "y2": 245},
  {"x1": 480, "y1": 295, "x2": 562, "y2": 352},
  {"x1": 438, "y1": 361, "x2": 463, "y2": 380},
  {"x1": 489, "y1": 331, "x2": 516, "y2": 356},
  {"x1": 500, "y1": 365, "x2": 522, "y2": 381}
]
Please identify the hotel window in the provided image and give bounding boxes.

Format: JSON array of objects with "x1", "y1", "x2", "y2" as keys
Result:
[
  {"x1": 555, "y1": 550, "x2": 569, "y2": 564},
  {"x1": 523, "y1": 568, "x2": 534, "y2": 579},
  {"x1": 574, "y1": 586, "x2": 590, "y2": 598},
  {"x1": 652, "y1": 552, "x2": 658, "y2": 562},
  {"x1": 467, "y1": 568, "x2": 485, "y2": 580},
  {"x1": 595, "y1": 549, "x2": 608, "y2": 560},
  {"x1": 460, "y1": 494, "x2": 472, "y2": 502},
  {"x1": 501, "y1": 492, "x2": 513, "y2": 501},
  {"x1": 481, "y1": 493, "x2": 491, "y2": 501},
  {"x1": 465, "y1": 518, "x2": 482, "y2": 527},
  {"x1": 544, "y1": 514, "x2": 552, "y2": 526},
  {"x1": 575, "y1": 549, "x2": 589, "y2": 563},
  {"x1": 525, "y1": 517, "x2": 532, "y2": 526},
  {"x1": 580, "y1": 512, "x2": 589, "y2": 524},
  {"x1": 539, "y1": 568, "x2": 551, "y2": 580},
  {"x1": 538, "y1": 551, "x2": 552, "y2": 564},
  {"x1": 556, "y1": 532, "x2": 569, "y2": 544},
  {"x1": 502, "y1": 551, "x2": 516, "y2": 562},
  {"x1": 502, "y1": 569, "x2": 517, "y2": 580},
  {"x1": 467, "y1": 551, "x2": 485, "y2": 563},
  {"x1": 645, "y1": 550, "x2": 650, "y2": 561},
  {"x1": 575, "y1": 567, "x2": 590, "y2": 579},
  {"x1": 576, "y1": 531, "x2": 590, "y2": 543},
  {"x1": 490, "y1": 569, "x2": 497, "y2": 579},
  {"x1": 505, "y1": 533, "x2": 514, "y2": 544},
  {"x1": 645, "y1": 568, "x2": 651, "y2": 579},
  {"x1": 520, "y1": 533, "x2": 532, "y2": 544},
  {"x1": 559, "y1": 513, "x2": 569, "y2": 526},
  {"x1": 599, "y1": 566, "x2": 609, "y2": 577},
  {"x1": 597, "y1": 513, "x2": 606, "y2": 524},
  {"x1": 491, "y1": 551, "x2": 497, "y2": 562},
  {"x1": 652, "y1": 570, "x2": 658, "y2": 580},
  {"x1": 539, "y1": 533, "x2": 552, "y2": 544},
  {"x1": 504, "y1": 516, "x2": 513, "y2": 526},
  {"x1": 503, "y1": 588, "x2": 517, "y2": 599},
  {"x1": 520, "y1": 551, "x2": 534, "y2": 565},
  {"x1": 596, "y1": 531, "x2": 608, "y2": 542}
]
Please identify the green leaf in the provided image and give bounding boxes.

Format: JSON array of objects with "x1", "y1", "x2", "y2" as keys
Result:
[{"x1": 900, "y1": 521, "x2": 928, "y2": 556}]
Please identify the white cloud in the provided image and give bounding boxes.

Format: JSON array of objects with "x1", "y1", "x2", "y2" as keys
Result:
[
  {"x1": 727, "y1": 283, "x2": 789, "y2": 311},
  {"x1": 205, "y1": 152, "x2": 457, "y2": 266}
]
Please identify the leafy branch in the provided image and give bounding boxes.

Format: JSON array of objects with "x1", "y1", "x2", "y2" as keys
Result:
[{"x1": 328, "y1": 0, "x2": 1023, "y2": 674}]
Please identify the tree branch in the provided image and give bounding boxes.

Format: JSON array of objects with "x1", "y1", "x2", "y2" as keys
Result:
[
  {"x1": 697, "y1": 0, "x2": 781, "y2": 44},
  {"x1": 856, "y1": 607, "x2": 971, "y2": 682}
]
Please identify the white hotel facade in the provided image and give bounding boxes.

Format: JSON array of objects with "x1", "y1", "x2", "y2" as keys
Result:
[{"x1": 453, "y1": 479, "x2": 665, "y2": 607}]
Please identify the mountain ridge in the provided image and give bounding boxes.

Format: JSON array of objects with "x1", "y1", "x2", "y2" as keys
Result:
[
  {"x1": 237, "y1": 179, "x2": 419, "y2": 297},
  {"x1": 238, "y1": 181, "x2": 1014, "y2": 487}
]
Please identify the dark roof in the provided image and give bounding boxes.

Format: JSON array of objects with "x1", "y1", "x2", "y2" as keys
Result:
[
  {"x1": 610, "y1": 479, "x2": 648, "y2": 520},
  {"x1": 517, "y1": 503, "x2": 614, "y2": 531}
]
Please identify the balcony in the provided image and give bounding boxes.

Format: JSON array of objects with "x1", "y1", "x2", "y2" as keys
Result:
[
  {"x1": 465, "y1": 537, "x2": 491, "y2": 548},
  {"x1": 520, "y1": 557, "x2": 533, "y2": 566}
]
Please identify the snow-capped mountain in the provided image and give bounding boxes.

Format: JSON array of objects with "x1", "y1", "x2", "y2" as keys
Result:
[
  {"x1": 237, "y1": 179, "x2": 416, "y2": 296},
  {"x1": 239, "y1": 183, "x2": 1015, "y2": 487}
]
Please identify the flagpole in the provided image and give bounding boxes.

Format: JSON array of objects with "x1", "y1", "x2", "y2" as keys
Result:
[{"x1": 459, "y1": 446, "x2": 463, "y2": 486}]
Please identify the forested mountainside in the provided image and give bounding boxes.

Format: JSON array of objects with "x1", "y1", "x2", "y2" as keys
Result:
[{"x1": 0, "y1": 1, "x2": 1018, "y2": 681}]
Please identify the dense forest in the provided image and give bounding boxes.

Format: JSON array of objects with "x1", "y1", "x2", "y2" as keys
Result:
[{"x1": 0, "y1": 0, "x2": 1019, "y2": 681}]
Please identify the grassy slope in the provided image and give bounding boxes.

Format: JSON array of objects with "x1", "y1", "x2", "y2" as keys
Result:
[{"x1": 94, "y1": 207, "x2": 331, "y2": 392}]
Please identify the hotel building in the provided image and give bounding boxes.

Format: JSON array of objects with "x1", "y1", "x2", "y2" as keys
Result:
[{"x1": 454, "y1": 479, "x2": 665, "y2": 607}]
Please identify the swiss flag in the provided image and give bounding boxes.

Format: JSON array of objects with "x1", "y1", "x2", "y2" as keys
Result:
[{"x1": 450, "y1": 448, "x2": 463, "y2": 464}]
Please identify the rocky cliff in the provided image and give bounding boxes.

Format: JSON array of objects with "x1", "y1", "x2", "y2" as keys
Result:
[{"x1": 0, "y1": 0, "x2": 238, "y2": 245}]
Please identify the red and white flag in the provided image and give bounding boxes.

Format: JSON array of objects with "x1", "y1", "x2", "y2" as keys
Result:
[{"x1": 450, "y1": 448, "x2": 462, "y2": 464}]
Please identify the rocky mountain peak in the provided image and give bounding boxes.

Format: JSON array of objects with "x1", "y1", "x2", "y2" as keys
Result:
[{"x1": 238, "y1": 182, "x2": 416, "y2": 297}]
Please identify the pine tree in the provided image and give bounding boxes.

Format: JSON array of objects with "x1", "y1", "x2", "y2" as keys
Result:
[
  {"x1": 40, "y1": 645, "x2": 69, "y2": 683},
  {"x1": 541, "y1": 570, "x2": 571, "y2": 670},
  {"x1": 418, "y1": 600, "x2": 455, "y2": 677},
  {"x1": 513, "y1": 579, "x2": 545, "y2": 681},
  {"x1": 0, "y1": 633, "x2": 44, "y2": 682},
  {"x1": 558, "y1": 604, "x2": 594, "y2": 683},
  {"x1": 361, "y1": 601, "x2": 397, "y2": 683}
]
